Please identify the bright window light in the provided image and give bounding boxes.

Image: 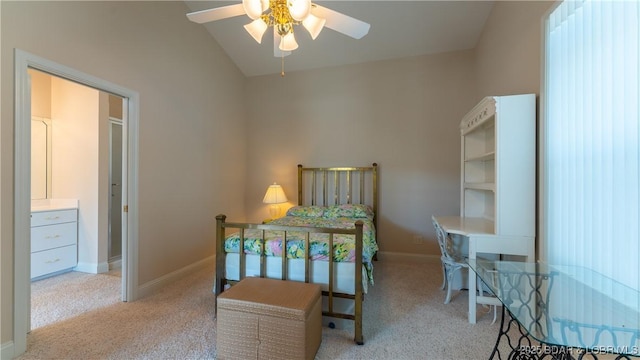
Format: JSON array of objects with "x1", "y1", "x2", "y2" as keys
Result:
[{"x1": 543, "y1": 0, "x2": 639, "y2": 292}]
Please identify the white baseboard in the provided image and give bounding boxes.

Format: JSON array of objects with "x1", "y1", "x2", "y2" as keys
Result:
[
  {"x1": 376, "y1": 251, "x2": 439, "y2": 263},
  {"x1": 137, "y1": 256, "x2": 215, "y2": 299},
  {"x1": 1, "y1": 341, "x2": 14, "y2": 360},
  {"x1": 74, "y1": 261, "x2": 109, "y2": 274},
  {"x1": 108, "y1": 258, "x2": 122, "y2": 271}
]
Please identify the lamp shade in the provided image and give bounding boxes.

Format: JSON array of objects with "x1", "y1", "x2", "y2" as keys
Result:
[
  {"x1": 273, "y1": 28, "x2": 292, "y2": 57},
  {"x1": 244, "y1": 18, "x2": 268, "y2": 43},
  {"x1": 242, "y1": 0, "x2": 269, "y2": 20},
  {"x1": 263, "y1": 183, "x2": 288, "y2": 204},
  {"x1": 302, "y1": 14, "x2": 325, "y2": 40},
  {"x1": 279, "y1": 32, "x2": 299, "y2": 51},
  {"x1": 287, "y1": 0, "x2": 311, "y2": 21}
]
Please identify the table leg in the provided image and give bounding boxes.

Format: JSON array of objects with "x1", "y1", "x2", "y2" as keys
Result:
[
  {"x1": 468, "y1": 268, "x2": 477, "y2": 324},
  {"x1": 489, "y1": 306, "x2": 635, "y2": 360}
]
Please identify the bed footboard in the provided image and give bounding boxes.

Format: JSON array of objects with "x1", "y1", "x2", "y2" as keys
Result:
[{"x1": 214, "y1": 214, "x2": 365, "y2": 345}]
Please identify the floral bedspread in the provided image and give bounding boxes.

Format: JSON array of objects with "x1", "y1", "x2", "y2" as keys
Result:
[{"x1": 224, "y1": 214, "x2": 378, "y2": 284}]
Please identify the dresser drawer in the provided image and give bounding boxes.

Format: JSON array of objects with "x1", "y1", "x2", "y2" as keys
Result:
[
  {"x1": 31, "y1": 245, "x2": 77, "y2": 279},
  {"x1": 31, "y1": 209, "x2": 77, "y2": 227},
  {"x1": 31, "y1": 222, "x2": 77, "y2": 253}
]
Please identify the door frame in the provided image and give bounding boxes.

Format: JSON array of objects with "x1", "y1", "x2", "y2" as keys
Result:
[
  {"x1": 13, "y1": 49, "x2": 140, "y2": 354},
  {"x1": 108, "y1": 118, "x2": 123, "y2": 263}
]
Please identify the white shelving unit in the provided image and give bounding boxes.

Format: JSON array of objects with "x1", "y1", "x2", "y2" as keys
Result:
[
  {"x1": 434, "y1": 93, "x2": 536, "y2": 323},
  {"x1": 460, "y1": 94, "x2": 536, "y2": 238}
]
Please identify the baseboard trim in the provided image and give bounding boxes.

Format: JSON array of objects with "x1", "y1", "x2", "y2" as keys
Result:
[
  {"x1": 74, "y1": 261, "x2": 109, "y2": 274},
  {"x1": 108, "y1": 258, "x2": 122, "y2": 271},
  {"x1": 137, "y1": 256, "x2": 215, "y2": 299},
  {"x1": 1, "y1": 341, "x2": 14, "y2": 360},
  {"x1": 376, "y1": 251, "x2": 439, "y2": 263}
]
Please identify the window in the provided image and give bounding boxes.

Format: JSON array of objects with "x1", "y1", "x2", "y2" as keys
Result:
[{"x1": 543, "y1": 0, "x2": 639, "y2": 290}]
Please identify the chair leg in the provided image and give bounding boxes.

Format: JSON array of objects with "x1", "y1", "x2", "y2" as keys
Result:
[
  {"x1": 477, "y1": 274, "x2": 484, "y2": 296},
  {"x1": 444, "y1": 266, "x2": 457, "y2": 304},
  {"x1": 440, "y1": 263, "x2": 447, "y2": 291},
  {"x1": 476, "y1": 273, "x2": 498, "y2": 324}
]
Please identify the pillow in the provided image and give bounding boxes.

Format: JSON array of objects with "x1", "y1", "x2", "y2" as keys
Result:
[
  {"x1": 323, "y1": 204, "x2": 374, "y2": 220},
  {"x1": 286, "y1": 206, "x2": 325, "y2": 218}
]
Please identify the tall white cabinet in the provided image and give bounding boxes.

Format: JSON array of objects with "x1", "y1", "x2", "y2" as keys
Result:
[
  {"x1": 460, "y1": 93, "x2": 536, "y2": 238},
  {"x1": 435, "y1": 93, "x2": 536, "y2": 323}
]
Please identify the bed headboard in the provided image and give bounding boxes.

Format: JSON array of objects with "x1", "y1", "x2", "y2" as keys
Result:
[{"x1": 297, "y1": 163, "x2": 378, "y2": 226}]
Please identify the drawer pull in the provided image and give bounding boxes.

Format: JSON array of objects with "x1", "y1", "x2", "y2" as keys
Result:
[
  {"x1": 45, "y1": 216, "x2": 61, "y2": 220},
  {"x1": 45, "y1": 258, "x2": 61, "y2": 263},
  {"x1": 45, "y1": 235, "x2": 61, "y2": 239}
]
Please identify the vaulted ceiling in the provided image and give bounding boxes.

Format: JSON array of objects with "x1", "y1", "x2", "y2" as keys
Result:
[{"x1": 183, "y1": 1, "x2": 495, "y2": 77}]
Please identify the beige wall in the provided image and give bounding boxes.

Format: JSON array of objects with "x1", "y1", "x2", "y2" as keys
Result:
[
  {"x1": 243, "y1": 51, "x2": 478, "y2": 256},
  {"x1": 109, "y1": 94, "x2": 123, "y2": 120},
  {"x1": 50, "y1": 77, "x2": 103, "y2": 271},
  {"x1": 1, "y1": 0, "x2": 247, "y2": 347},
  {"x1": 29, "y1": 69, "x2": 52, "y2": 119},
  {"x1": 474, "y1": 1, "x2": 554, "y2": 100}
]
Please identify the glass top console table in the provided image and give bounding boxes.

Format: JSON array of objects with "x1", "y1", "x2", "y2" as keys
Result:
[{"x1": 467, "y1": 259, "x2": 640, "y2": 359}]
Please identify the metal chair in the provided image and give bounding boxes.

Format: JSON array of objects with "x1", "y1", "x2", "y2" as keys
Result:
[
  {"x1": 432, "y1": 216, "x2": 468, "y2": 304},
  {"x1": 432, "y1": 216, "x2": 497, "y2": 322}
]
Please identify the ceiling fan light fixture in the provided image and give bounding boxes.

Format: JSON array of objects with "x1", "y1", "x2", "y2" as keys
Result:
[
  {"x1": 302, "y1": 13, "x2": 325, "y2": 40},
  {"x1": 287, "y1": 0, "x2": 311, "y2": 21},
  {"x1": 244, "y1": 18, "x2": 269, "y2": 43},
  {"x1": 276, "y1": 22, "x2": 292, "y2": 36},
  {"x1": 279, "y1": 32, "x2": 299, "y2": 51},
  {"x1": 242, "y1": 0, "x2": 269, "y2": 20},
  {"x1": 273, "y1": 28, "x2": 292, "y2": 57},
  {"x1": 186, "y1": 1, "x2": 370, "y2": 64}
]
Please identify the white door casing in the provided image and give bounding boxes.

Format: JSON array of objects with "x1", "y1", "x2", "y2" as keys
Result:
[{"x1": 13, "y1": 49, "x2": 139, "y2": 356}]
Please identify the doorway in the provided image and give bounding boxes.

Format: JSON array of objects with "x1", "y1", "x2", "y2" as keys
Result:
[
  {"x1": 28, "y1": 70, "x2": 125, "y2": 329},
  {"x1": 14, "y1": 49, "x2": 140, "y2": 355}
]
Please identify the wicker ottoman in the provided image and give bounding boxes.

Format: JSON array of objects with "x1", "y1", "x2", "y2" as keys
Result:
[{"x1": 216, "y1": 277, "x2": 322, "y2": 360}]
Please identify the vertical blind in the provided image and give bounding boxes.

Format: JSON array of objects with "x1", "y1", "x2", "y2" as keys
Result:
[{"x1": 544, "y1": 0, "x2": 639, "y2": 292}]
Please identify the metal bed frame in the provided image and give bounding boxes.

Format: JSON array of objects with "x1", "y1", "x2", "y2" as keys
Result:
[{"x1": 214, "y1": 163, "x2": 378, "y2": 345}]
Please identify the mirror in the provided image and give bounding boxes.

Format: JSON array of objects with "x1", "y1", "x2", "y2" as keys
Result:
[{"x1": 31, "y1": 117, "x2": 52, "y2": 200}]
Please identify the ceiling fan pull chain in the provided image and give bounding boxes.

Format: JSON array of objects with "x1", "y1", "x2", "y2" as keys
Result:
[{"x1": 281, "y1": 50, "x2": 286, "y2": 77}]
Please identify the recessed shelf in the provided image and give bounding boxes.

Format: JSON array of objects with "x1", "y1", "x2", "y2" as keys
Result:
[
  {"x1": 464, "y1": 182, "x2": 496, "y2": 191},
  {"x1": 465, "y1": 151, "x2": 495, "y2": 162}
]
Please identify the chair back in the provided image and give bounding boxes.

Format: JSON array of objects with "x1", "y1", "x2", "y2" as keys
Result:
[{"x1": 431, "y1": 216, "x2": 462, "y2": 263}]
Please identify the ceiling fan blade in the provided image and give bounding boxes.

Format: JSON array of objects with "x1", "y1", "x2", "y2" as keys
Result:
[
  {"x1": 187, "y1": 4, "x2": 246, "y2": 24},
  {"x1": 311, "y1": 5, "x2": 370, "y2": 39}
]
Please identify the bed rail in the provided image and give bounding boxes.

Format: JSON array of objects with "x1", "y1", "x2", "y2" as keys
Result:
[{"x1": 214, "y1": 214, "x2": 365, "y2": 345}]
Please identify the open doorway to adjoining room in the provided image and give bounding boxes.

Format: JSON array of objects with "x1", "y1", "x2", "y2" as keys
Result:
[{"x1": 14, "y1": 49, "x2": 140, "y2": 355}]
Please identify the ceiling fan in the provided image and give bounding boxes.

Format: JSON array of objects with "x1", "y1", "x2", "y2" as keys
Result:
[{"x1": 187, "y1": 0, "x2": 370, "y2": 58}]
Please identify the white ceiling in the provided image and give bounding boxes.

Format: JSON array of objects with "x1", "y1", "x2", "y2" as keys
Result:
[{"x1": 183, "y1": 1, "x2": 495, "y2": 77}]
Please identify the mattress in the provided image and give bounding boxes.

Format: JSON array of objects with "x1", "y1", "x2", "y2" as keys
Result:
[
  {"x1": 225, "y1": 253, "x2": 368, "y2": 294},
  {"x1": 223, "y1": 205, "x2": 378, "y2": 285}
]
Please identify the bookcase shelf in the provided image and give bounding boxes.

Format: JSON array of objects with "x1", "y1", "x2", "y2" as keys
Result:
[{"x1": 460, "y1": 94, "x2": 536, "y2": 237}]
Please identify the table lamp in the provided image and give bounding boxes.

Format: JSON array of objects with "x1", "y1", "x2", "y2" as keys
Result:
[{"x1": 263, "y1": 182, "x2": 287, "y2": 219}]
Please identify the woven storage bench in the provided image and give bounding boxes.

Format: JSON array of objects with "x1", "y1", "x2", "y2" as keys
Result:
[{"x1": 216, "y1": 277, "x2": 322, "y2": 360}]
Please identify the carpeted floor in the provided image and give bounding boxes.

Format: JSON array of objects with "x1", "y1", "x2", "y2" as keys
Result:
[{"x1": 19, "y1": 258, "x2": 507, "y2": 359}]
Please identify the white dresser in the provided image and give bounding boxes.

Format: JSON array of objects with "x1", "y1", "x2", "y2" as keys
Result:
[{"x1": 31, "y1": 200, "x2": 78, "y2": 280}]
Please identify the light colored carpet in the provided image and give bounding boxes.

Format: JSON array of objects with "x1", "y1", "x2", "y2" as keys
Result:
[
  {"x1": 30, "y1": 269, "x2": 123, "y2": 330},
  {"x1": 18, "y1": 258, "x2": 506, "y2": 359}
]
